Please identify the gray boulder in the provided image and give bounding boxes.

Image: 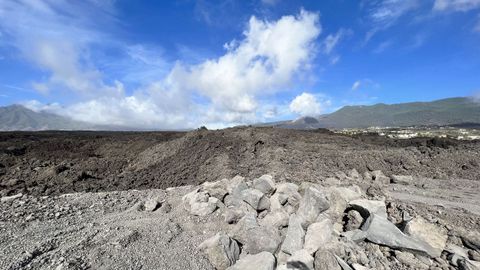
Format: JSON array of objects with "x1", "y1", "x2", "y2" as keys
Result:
[
  {"x1": 240, "y1": 188, "x2": 270, "y2": 211},
  {"x1": 190, "y1": 197, "x2": 219, "y2": 216},
  {"x1": 344, "y1": 210, "x2": 363, "y2": 231},
  {"x1": 371, "y1": 170, "x2": 390, "y2": 185},
  {"x1": 349, "y1": 199, "x2": 386, "y2": 218},
  {"x1": 334, "y1": 255, "x2": 354, "y2": 270},
  {"x1": 230, "y1": 213, "x2": 281, "y2": 254},
  {"x1": 304, "y1": 219, "x2": 333, "y2": 255},
  {"x1": 361, "y1": 214, "x2": 438, "y2": 257},
  {"x1": 202, "y1": 180, "x2": 229, "y2": 200},
  {"x1": 281, "y1": 214, "x2": 305, "y2": 255},
  {"x1": 224, "y1": 195, "x2": 256, "y2": 224},
  {"x1": 227, "y1": 176, "x2": 248, "y2": 196},
  {"x1": 314, "y1": 250, "x2": 341, "y2": 270},
  {"x1": 297, "y1": 187, "x2": 330, "y2": 228},
  {"x1": 199, "y1": 232, "x2": 240, "y2": 270},
  {"x1": 226, "y1": 252, "x2": 275, "y2": 270},
  {"x1": 404, "y1": 216, "x2": 447, "y2": 258},
  {"x1": 258, "y1": 209, "x2": 289, "y2": 229},
  {"x1": 253, "y1": 175, "x2": 276, "y2": 195}
]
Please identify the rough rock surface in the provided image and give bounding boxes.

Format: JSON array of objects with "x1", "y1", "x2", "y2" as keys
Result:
[
  {"x1": 199, "y1": 232, "x2": 240, "y2": 270},
  {"x1": 404, "y1": 216, "x2": 448, "y2": 258},
  {"x1": 226, "y1": 252, "x2": 275, "y2": 270}
]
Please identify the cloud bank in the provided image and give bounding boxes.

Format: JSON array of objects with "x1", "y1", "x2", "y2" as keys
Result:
[{"x1": 0, "y1": 1, "x2": 321, "y2": 129}]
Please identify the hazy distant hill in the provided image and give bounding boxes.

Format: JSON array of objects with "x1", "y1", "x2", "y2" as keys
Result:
[
  {"x1": 0, "y1": 105, "x2": 95, "y2": 131},
  {"x1": 279, "y1": 97, "x2": 480, "y2": 129}
]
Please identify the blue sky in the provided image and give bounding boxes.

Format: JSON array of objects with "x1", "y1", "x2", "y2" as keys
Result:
[{"x1": 0, "y1": 0, "x2": 479, "y2": 128}]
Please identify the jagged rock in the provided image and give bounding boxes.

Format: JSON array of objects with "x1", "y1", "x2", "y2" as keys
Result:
[
  {"x1": 344, "y1": 210, "x2": 363, "y2": 231},
  {"x1": 202, "y1": 180, "x2": 229, "y2": 200},
  {"x1": 190, "y1": 197, "x2": 219, "y2": 216},
  {"x1": 230, "y1": 213, "x2": 281, "y2": 254},
  {"x1": 371, "y1": 170, "x2": 389, "y2": 185},
  {"x1": 361, "y1": 214, "x2": 438, "y2": 257},
  {"x1": 394, "y1": 251, "x2": 429, "y2": 269},
  {"x1": 240, "y1": 188, "x2": 270, "y2": 211},
  {"x1": 269, "y1": 194, "x2": 284, "y2": 211},
  {"x1": 445, "y1": 243, "x2": 480, "y2": 269},
  {"x1": 349, "y1": 199, "x2": 386, "y2": 218},
  {"x1": 199, "y1": 232, "x2": 240, "y2": 270},
  {"x1": 276, "y1": 183, "x2": 302, "y2": 202},
  {"x1": 404, "y1": 216, "x2": 447, "y2": 258},
  {"x1": 258, "y1": 209, "x2": 288, "y2": 229},
  {"x1": 226, "y1": 252, "x2": 275, "y2": 270},
  {"x1": 281, "y1": 214, "x2": 305, "y2": 255},
  {"x1": 334, "y1": 255, "x2": 353, "y2": 270},
  {"x1": 227, "y1": 176, "x2": 248, "y2": 196},
  {"x1": 287, "y1": 249, "x2": 314, "y2": 270},
  {"x1": 253, "y1": 175, "x2": 276, "y2": 195},
  {"x1": 456, "y1": 228, "x2": 480, "y2": 251},
  {"x1": 297, "y1": 187, "x2": 330, "y2": 228},
  {"x1": 224, "y1": 195, "x2": 256, "y2": 224},
  {"x1": 390, "y1": 175, "x2": 413, "y2": 185},
  {"x1": 304, "y1": 219, "x2": 333, "y2": 255},
  {"x1": 326, "y1": 186, "x2": 362, "y2": 218},
  {"x1": 314, "y1": 249, "x2": 341, "y2": 270},
  {"x1": 143, "y1": 198, "x2": 159, "y2": 212},
  {"x1": 342, "y1": 229, "x2": 367, "y2": 243}
]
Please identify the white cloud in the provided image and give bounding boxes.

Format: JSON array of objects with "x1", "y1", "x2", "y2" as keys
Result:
[
  {"x1": 289, "y1": 92, "x2": 328, "y2": 116},
  {"x1": 433, "y1": 0, "x2": 480, "y2": 11},
  {"x1": 352, "y1": 81, "x2": 362, "y2": 91},
  {"x1": 2, "y1": 3, "x2": 322, "y2": 129},
  {"x1": 351, "y1": 79, "x2": 380, "y2": 91},
  {"x1": 323, "y1": 28, "x2": 350, "y2": 55}
]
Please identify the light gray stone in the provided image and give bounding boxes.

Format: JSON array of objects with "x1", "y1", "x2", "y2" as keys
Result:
[
  {"x1": 351, "y1": 264, "x2": 369, "y2": 270},
  {"x1": 314, "y1": 250, "x2": 341, "y2": 270},
  {"x1": 199, "y1": 232, "x2": 240, "y2": 270},
  {"x1": 224, "y1": 195, "x2": 256, "y2": 224},
  {"x1": 287, "y1": 249, "x2": 314, "y2": 270},
  {"x1": 240, "y1": 188, "x2": 270, "y2": 211},
  {"x1": 281, "y1": 214, "x2": 305, "y2": 255},
  {"x1": 143, "y1": 198, "x2": 159, "y2": 212},
  {"x1": 227, "y1": 176, "x2": 248, "y2": 196},
  {"x1": 253, "y1": 175, "x2": 276, "y2": 195},
  {"x1": 361, "y1": 214, "x2": 438, "y2": 257},
  {"x1": 304, "y1": 219, "x2": 333, "y2": 255},
  {"x1": 349, "y1": 199, "x2": 387, "y2": 218},
  {"x1": 258, "y1": 209, "x2": 289, "y2": 229},
  {"x1": 404, "y1": 216, "x2": 447, "y2": 258},
  {"x1": 190, "y1": 197, "x2": 219, "y2": 216},
  {"x1": 230, "y1": 213, "x2": 281, "y2": 254},
  {"x1": 334, "y1": 255, "x2": 354, "y2": 270},
  {"x1": 371, "y1": 170, "x2": 390, "y2": 185},
  {"x1": 202, "y1": 180, "x2": 229, "y2": 200},
  {"x1": 344, "y1": 210, "x2": 363, "y2": 231},
  {"x1": 297, "y1": 187, "x2": 330, "y2": 228},
  {"x1": 226, "y1": 251, "x2": 275, "y2": 270}
]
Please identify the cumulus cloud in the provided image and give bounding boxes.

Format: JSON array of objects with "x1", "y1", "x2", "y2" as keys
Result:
[
  {"x1": 1, "y1": 1, "x2": 321, "y2": 129},
  {"x1": 433, "y1": 0, "x2": 480, "y2": 11},
  {"x1": 289, "y1": 92, "x2": 328, "y2": 116}
]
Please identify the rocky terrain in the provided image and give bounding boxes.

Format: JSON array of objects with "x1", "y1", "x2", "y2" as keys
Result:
[{"x1": 0, "y1": 127, "x2": 479, "y2": 269}]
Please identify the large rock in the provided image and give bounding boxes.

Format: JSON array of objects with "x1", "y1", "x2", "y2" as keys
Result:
[
  {"x1": 404, "y1": 216, "x2": 447, "y2": 258},
  {"x1": 258, "y1": 209, "x2": 289, "y2": 229},
  {"x1": 276, "y1": 183, "x2": 302, "y2": 203},
  {"x1": 297, "y1": 187, "x2": 330, "y2": 228},
  {"x1": 199, "y1": 232, "x2": 240, "y2": 270},
  {"x1": 314, "y1": 250, "x2": 341, "y2": 270},
  {"x1": 230, "y1": 213, "x2": 281, "y2": 254},
  {"x1": 227, "y1": 176, "x2": 248, "y2": 196},
  {"x1": 349, "y1": 199, "x2": 386, "y2": 218},
  {"x1": 202, "y1": 180, "x2": 229, "y2": 200},
  {"x1": 326, "y1": 186, "x2": 362, "y2": 218},
  {"x1": 287, "y1": 249, "x2": 314, "y2": 270},
  {"x1": 304, "y1": 219, "x2": 333, "y2": 255},
  {"x1": 371, "y1": 170, "x2": 390, "y2": 185},
  {"x1": 334, "y1": 255, "x2": 353, "y2": 270},
  {"x1": 361, "y1": 214, "x2": 438, "y2": 257},
  {"x1": 226, "y1": 252, "x2": 275, "y2": 270},
  {"x1": 240, "y1": 188, "x2": 270, "y2": 211},
  {"x1": 183, "y1": 189, "x2": 219, "y2": 216},
  {"x1": 224, "y1": 195, "x2": 256, "y2": 224},
  {"x1": 281, "y1": 214, "x2": 305, "y2": 255},
  {"x1": 344, "y1": 210, "x2": 363, "y2": 231},
  {"x1": 253, "y1": 175, "x2": 276, "y2": 195},
  {"x1": 190, "y1": 197, "x2": 219, "y2": 216}
]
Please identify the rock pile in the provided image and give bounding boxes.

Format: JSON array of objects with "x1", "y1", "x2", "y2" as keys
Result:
[{"x1": 185, "y1": 173, "x2": 480, "y2": 270}]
